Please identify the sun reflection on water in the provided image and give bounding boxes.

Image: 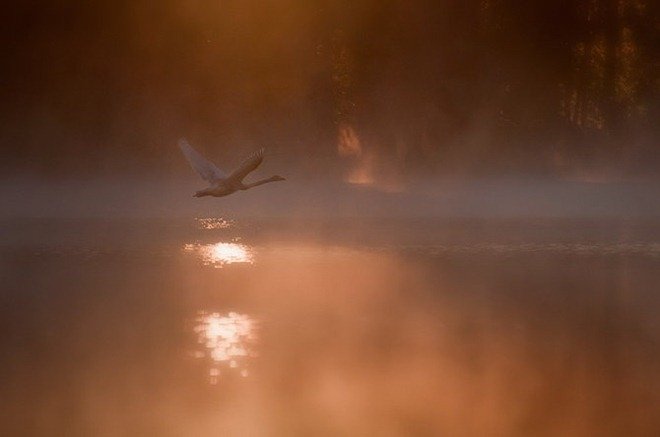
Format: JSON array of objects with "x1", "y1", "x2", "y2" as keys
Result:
[
  {"x1": 195, "y1": 217, "x2": 234, "y2": 230},
  {"x1": 183, "y1": 242, "x2": 254, "y2": 268},
  {"x1": 193, "y1": 311, "x2": 258, "y2": 383}
]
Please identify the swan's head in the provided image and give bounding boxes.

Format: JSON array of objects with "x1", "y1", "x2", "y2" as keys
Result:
[{"x1": 271, "y1": 175, "x2": 286, "y2": 182}]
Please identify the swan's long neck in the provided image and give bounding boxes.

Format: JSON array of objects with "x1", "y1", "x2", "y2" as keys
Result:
[{"x1": 244, "y1": 176, "x2": 283, "y2": 189}]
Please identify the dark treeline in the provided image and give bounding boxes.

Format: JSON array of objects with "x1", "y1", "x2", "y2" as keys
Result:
[{"x1": 1, "y1": 0, "x2": 658, "y2": 179}]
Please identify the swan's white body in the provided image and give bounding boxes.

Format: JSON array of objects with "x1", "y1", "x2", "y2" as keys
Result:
[{"x1": 179, "y1": 139, "x2": 285, "y2": 198}]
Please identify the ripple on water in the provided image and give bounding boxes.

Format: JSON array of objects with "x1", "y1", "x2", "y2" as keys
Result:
[
  {"x1": 193, "y1": 311, "x2": 258, "y2": 383},
  {"x1": 183, "y1": 242, "x2": 254, "y2": 268},
  {"x1": 195, "y1": 217, "x2": 234, "y2": 230}
]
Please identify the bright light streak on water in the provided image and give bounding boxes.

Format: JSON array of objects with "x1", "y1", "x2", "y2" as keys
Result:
[
  {"x1": 183, "y1": 242, "x2": 254, "y2": 267},
  {"x1": 193, "y1": 311, "x2": 258, "y2": 383},
  {"x1": 195, "y1": 217, "x2": 234, "y2": 230}
]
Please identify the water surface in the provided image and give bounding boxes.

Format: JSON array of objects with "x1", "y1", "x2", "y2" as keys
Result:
[{"x1": 1, "y1": 218, "x2": 659, "y2": 436}]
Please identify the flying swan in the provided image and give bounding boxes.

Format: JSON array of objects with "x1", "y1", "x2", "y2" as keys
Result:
[{"x1": 179, "y1": 138, "x2": 285, "y2": 198}]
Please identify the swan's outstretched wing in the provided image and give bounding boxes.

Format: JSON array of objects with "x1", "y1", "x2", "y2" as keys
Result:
[
  {"x1": 227, "y1": 148, "x2": 265, "y2": 182},
  {"x1": 178, "y1": 138, "x2": 227, "y2": 183}
]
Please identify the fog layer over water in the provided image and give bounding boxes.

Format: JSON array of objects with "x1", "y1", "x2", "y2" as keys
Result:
[
  {"x1": 3, "y1": 177, "x2": 660, "y2": 219},
  {"x1": 1, "y1": 218, "x2": 659, "y2": 435}
]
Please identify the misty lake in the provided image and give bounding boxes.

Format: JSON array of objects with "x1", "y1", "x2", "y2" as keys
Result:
[{"x1": 1, "y1": 218, "x2": 659, "y2": 436}]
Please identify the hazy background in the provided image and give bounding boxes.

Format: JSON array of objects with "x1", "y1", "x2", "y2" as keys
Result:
[{"x1": 1, "y1": 0, "x2": 658, "y2": 216}]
